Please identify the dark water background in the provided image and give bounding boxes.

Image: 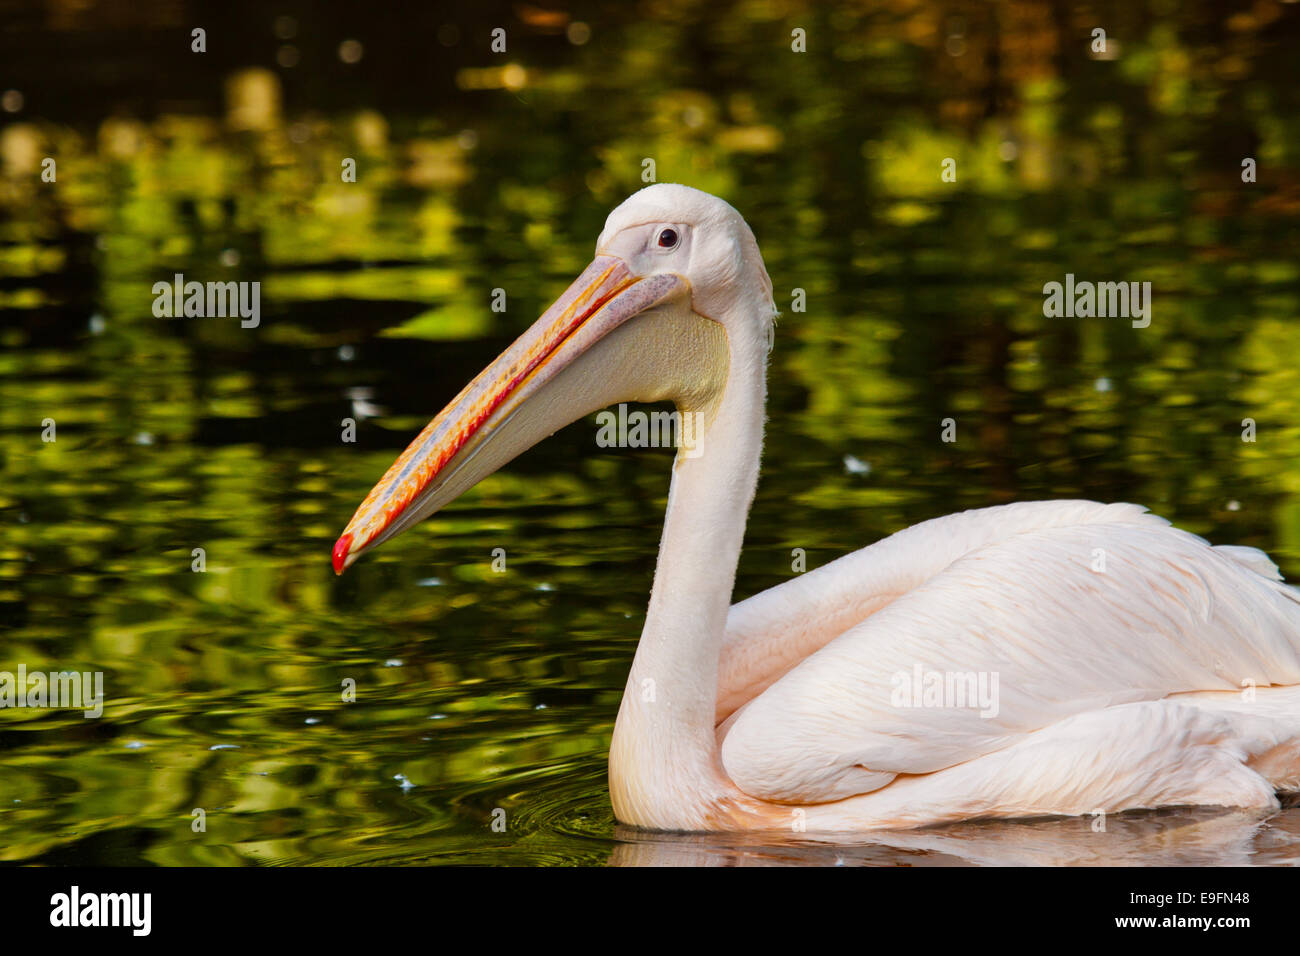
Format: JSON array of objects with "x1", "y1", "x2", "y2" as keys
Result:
[{"x1": 3, "y1": 0, "x2": 1300, "y2": 864}]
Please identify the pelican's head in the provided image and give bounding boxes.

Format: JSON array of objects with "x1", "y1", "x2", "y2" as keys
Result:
[{"x1": 332, "y1": 184, "x2": 774, "y2": 573}]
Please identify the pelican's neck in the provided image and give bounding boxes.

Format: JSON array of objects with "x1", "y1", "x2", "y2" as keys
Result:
[{"x1": 609, "y1": 319, "x2": 768, "y2": 830}]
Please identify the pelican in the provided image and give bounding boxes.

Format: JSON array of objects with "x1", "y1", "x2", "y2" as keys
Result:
[{"x1": 333, "y1": 184, "x2": 1300, "y2": 831}]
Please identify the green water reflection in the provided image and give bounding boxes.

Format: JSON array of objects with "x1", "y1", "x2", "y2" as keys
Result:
[{"x1": 3, "y1": 1, "x2": 1300, "y2": 864}]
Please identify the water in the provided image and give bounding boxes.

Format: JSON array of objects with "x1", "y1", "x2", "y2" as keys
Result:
[{"x1": 3, "y1": 2, "x2": 1300, "y2": 865}]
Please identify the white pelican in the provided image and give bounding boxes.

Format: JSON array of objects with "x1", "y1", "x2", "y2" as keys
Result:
[{"x1": 334, "y1": 184, "x2": 1300, "y2": 831}]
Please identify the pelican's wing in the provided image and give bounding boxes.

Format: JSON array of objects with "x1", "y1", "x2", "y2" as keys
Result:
[
  {"x1": 717, "y1": 500, "x2": 1300, "y2": 804},
  {"x1": 718, "y1": 500, "x2": 1170, "y2": 718}
]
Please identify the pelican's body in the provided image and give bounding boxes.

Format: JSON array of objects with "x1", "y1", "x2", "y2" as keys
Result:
[{"x1": 334, "y1": 184, "x2": 1300, "y2": 831}]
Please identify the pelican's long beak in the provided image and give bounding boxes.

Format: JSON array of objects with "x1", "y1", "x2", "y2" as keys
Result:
[{"x1": 333, "y1": 255, "x2": 691, "y2": 573}]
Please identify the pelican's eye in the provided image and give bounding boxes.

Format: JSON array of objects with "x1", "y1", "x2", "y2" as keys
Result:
[{"x1": 657, "y1": 228, "x2": 679, "y2": 249}]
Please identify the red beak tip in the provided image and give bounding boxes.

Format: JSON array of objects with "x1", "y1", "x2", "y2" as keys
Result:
[{"x1": 332, "y1": 534, "x2": 354, "y2": 575}]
